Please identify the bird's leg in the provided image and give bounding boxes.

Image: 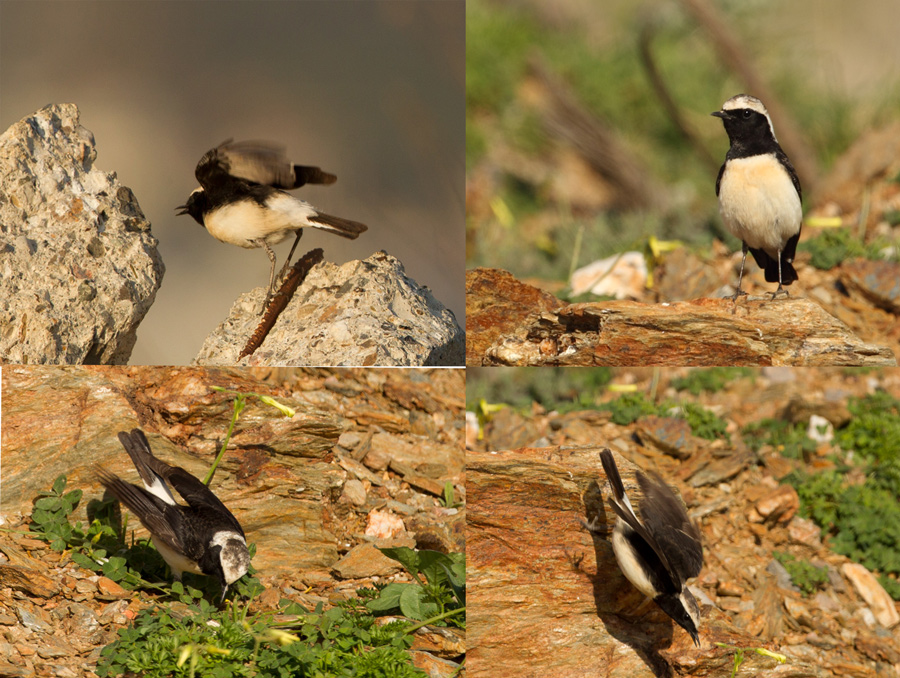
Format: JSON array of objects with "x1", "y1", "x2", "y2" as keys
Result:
[
  {"x1": 254, "y1": 238, "x2": 278, "y2": 312},
  {"x1": 276, "y1": 230, "x2": 303, "y2": 283},
  {"x1": 771, "y1": 248, "x2": 789, "y2": 299},
  {"x1": 730, "y1": 243, "x2": 750, "y2": 302}
]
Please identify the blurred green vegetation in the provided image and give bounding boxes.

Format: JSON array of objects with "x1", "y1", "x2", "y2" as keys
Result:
[
  {"x1": 466, "y1": 0, "x2": 900, "y2": 281},
  {"x1": 465, "y1": 367, "x2": 613, "y2": 412}
]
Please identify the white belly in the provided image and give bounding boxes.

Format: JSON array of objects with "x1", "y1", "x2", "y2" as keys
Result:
[
  {"x1": 718, "y1": 154, "x2": 801, "y2": 255},
  {"x1": 204, "y1": 194, "x2": 318, "y2": 249}
]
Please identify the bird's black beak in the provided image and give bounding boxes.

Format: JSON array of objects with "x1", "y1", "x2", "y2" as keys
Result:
[
  {"x1": 711, "y1": 110, "x2": 727, "y2": 119},
  {"x1": 175, "y1": 204, "x2": 189, "y2": 216}
]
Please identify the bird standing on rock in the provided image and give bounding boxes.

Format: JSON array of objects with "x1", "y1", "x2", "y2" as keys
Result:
[
  {"x1": 177, "y1": 140, "x2": 368, "y2": 310},
  {"x1": 712, "y1": 94, "x2": 802, "y2": 299}
]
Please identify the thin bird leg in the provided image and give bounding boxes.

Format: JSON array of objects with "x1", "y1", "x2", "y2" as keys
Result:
[
  {"x1": 254, "y1": 238, "x2": 278, "y2": 312},
  {"x1": 276, "y1": 230, "x2": 303, "y2": 283},
  {"x1": 772, "y1": 248, "x2": 789, "y2": 298},
  {"x1": 730, "y1": 243, "x2": 750, "y2": 301}
]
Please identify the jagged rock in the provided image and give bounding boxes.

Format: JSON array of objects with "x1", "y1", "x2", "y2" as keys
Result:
[
  {"x1": 468, "y1": 445, "x2": 829, "y2": 677},
  {"x1": 0, "y1": 104, "x2": 164, "y2": 364},
  {"x1": 196, "y1": 251, "x2": 463, "y2": 366},
  {"x1": 467, "y1": 268, "x2": 896, "y2": 366},
  {"x1": 465, "y1": 267, "x2": 563, "y2": 364},
  {"x1": 1, "y1": 366, "x2": 465, "y2": 579}
]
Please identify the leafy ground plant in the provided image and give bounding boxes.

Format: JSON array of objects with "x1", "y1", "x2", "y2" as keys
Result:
[
  {"x1": 772, "y1": 551, "x2": 829, "y2": 596},
  {"x1": 97, "y1": 587, "x2": 431, "y2": 678},
  {"x1": 367, "y1": 547, "x2": 466, "y2": 631}
]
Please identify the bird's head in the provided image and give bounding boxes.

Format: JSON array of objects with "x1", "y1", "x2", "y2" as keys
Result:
[{"x1": 175, "y1": 187, "x2": 207, "y2": 226}]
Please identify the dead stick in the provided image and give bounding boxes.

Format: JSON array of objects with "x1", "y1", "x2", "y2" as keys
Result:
[{"x1": 239, "y1": 248, "x2": 324, "y2": 360}]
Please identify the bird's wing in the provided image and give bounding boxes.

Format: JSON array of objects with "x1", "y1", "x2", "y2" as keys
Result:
[
  {"x1": 600, "y1": 450, "x2": 679, "y2": 581},
  {"x1": 197, "y1": 140, "x2": 336, "y2": 190},
  {"x1": 96, "y1": 468, "x2": 186, "y2": 554},
  {"x1": 159, "y1": 465, "x2": 245, "y2": 537},
  {"x1": 638, "y1": 470, "x2": 704, "y2": 582},
  {"x1": 118, "y1": 429, "x2": 244, "y2": 537},
  {"x1": 715, "y1": 162, "x2": 725, "y2": 197}
]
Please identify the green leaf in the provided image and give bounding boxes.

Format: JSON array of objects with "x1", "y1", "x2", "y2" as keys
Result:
[
  {"x1": 52, "y1": 475, "x2": 67, "y2": 496},
  {"x1": 378, "y1": 547, "x2": 420, "y2": 577}
]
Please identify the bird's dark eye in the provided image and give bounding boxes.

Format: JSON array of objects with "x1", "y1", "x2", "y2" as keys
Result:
[{"x1": 742, "y1": 110, "x2": 752, "y2": 119}]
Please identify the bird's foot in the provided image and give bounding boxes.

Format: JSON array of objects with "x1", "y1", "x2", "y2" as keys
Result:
[
  {"x1": 728, "y1": 288, "x2": 748, "y2": 302},
  {"x1": 770, "y1": 285, "x2": 790, "y2": 299}
]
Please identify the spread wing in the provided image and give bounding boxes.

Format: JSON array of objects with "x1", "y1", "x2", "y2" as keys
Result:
[
  {"x1": 96, "y1": 467, "x2": 187, "y2": 555},
  {"x1": 195, "y1": 139, "x2": 336, "y2": 190}
]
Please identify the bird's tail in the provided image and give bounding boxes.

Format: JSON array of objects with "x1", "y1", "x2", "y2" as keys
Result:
[
  {"x1": 600, "y1": 449, "x2": 626, "y2": 504},
  {"x1": 750, "y1": 248, "x2": 798, "y2": 284},
  {"x1": 310, "y1": 211, "x2": 368, "y2": 239}
]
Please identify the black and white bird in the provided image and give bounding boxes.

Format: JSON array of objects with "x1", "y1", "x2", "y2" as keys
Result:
[
  {"x1": 712, "y1": 94, "x2": 802, "y2": 298},
  {"x1": 176, "y1": 140, "x2": 368, "y2": 307},
  {"x1": 590, "y1": 449, "x2": 704, "y2": 647},
  {"x1": 96, "y1": 429, "x2": 251, "y2": 602}
]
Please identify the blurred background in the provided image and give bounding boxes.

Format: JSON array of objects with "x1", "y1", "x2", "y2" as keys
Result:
[
  {"x1": 1, "y1": 1, "x2": 463, "y2": 365},
  {"x1": 466, "y1": 0, "x2": 900, "y2": 305}
]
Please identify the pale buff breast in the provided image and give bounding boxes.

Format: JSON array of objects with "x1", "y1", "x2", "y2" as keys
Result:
[
  {"x1": 718, "y1": 154, "x2": 802, "y2": 255},
  {"x1": 203, "y1": 194, "x2": 318, "y2": 248}
]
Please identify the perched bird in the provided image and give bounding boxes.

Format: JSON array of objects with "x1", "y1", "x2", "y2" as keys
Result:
[
  {"x1": 176, "y1": 140, "x2": 368, "y2": 308},
  {"x1": 589, "y1": 449, "x2": 704, "y2": 647},
  {"x1": 712, "y1": 94, "x2": 802, "y2": 298},
  {"x1": 96, "y1": 429, "x2": 251, "y2": 602}
]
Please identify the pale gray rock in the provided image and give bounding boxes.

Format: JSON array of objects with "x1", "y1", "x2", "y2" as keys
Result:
[
  {"x1": 195, "y1": 251, "x2": 464, "y2": 366},
  {"x1": 0, "y1": 103, "x2": 164, "y2": 364}
]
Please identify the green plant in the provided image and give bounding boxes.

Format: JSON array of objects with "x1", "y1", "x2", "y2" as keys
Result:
[
  {"x1": 680, "y1": 402, "x2": 729, "y2": 442},
  {"x1": 835, "y1": 392, "x2": 900, "y2": 463},
  {"x1": 29, "y1": 475, "x2": 162, "y2": 591},
  {"x1": 601, "y1": 392, "x2": 660, "y2": 425},
  {"x1": 742, "y1": 418, "x2": 817, "y2": 460},
  {"x1": 716, "y1": 644, "x2": 787, "y2": 678},
  {"x1": 797, "y1": 228, "x2": 889, "y2": 271},
  {"x1": 773, "y1": 551, "x2": 829, "y2": 596},
  {"x1": 784, "y1": 467, "x2": 900, "y2": 599},
  {"x1": 439, "y1": 482, "x2": 464, "y2": 509},
  {"x1": 670, "y1": 368, "x2": 753, "y2": 396},
  {"x1": 368, "y1": 547, "x2": 466, "y2": 630},
  {"x1": 98, "y1": 589, "x2": 429, "y2": 678}
]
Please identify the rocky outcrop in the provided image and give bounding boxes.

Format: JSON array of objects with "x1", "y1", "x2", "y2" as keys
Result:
[
  {"x1": 467, "y1": 268, "x2": 897, "y2": 366},
  {"x1": 1, "y1": 366, "x2": 465, "y2": 577},
  {"x1": 0, "y1": 104, "x2": 164, "y2": 364},
  {"x1": 196, "y1": 252, "x2": 464, "y2": 366}
]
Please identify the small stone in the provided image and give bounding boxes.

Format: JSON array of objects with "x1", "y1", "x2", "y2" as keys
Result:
[
  {"x1": 96, "y1": 576, "x2": 129, "y2": 599},
  {"x1": 842, "y1": 562, "x2": 900, "y2": 629},
  {"x1": 340, "y1": 479, "x2": 368, "y2": 507}
]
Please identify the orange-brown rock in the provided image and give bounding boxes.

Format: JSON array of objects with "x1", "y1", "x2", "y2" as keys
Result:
[
  {"x1": 465, "y1": 267, "x2": 564, "y2": 365},
  {"x1": 466, "y1": 275, "x2": 896, "y2": 365}
]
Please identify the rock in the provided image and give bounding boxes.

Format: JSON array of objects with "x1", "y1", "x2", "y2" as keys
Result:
[
  {"x1": 467, "y1": 445, "x2": 790, "y2": 676},
  {"x1": 331, "y1": 542, "x2": 406, "y2": 579},
  {"x1": 0, "y1": 564, "x2": 59, "y2": 599},
  {"x1": 194, "y1": 251, "x2": 463, "y2": 366},
  {"x1": 0, "y1": 103, "x2": 164, "y2": 364},
  {"x1": 841, "y1": 563, "x2": 900, "y2": 629},
  {"x1": 1, "y1": 366, "x2": 465, "y2": 581},
  {"x1": 467, "y1": 273, "x2": 896, "y2": 365},
  {"x1": 750, "y1": 485, "x2": 800, "y2": 525},
  {"x1": 841, "y1": 259, "x2": 900, "y2": 314},
  {"x1": 569, "y1": 251, "x2": 647, "y2": 298},
  {"x1": 465, "y1": 267, "x2": 563, "y2": 365}
]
